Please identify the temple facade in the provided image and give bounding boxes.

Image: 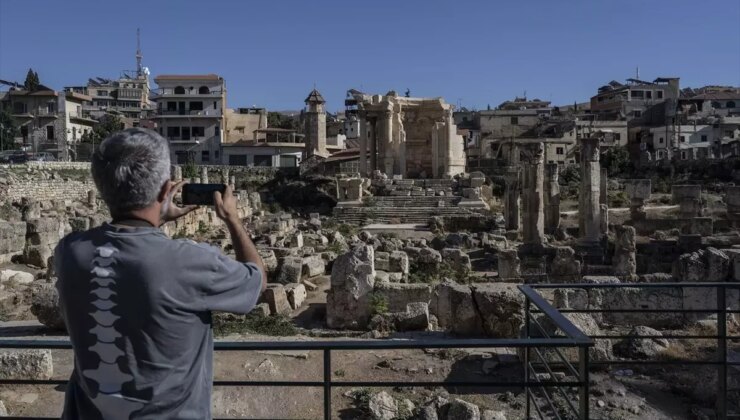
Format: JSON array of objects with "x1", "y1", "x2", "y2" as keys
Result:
[{"x1": 348, "y1": 90, "x2": 466, "y2": 178}]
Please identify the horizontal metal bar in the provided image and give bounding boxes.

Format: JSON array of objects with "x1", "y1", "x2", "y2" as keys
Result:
[
  {"x1": 0, "y1": 337, "x2": 591, "y2": 350},
  {"x1": 589, "y1": 334, "x2": 721, "y2": 339},
  {"x1": 519, "y1": 285, "x2": 593, "y2": 343},
  {"x1": 530, "y1": 282, "x2": 740, "y2": 289},
  {"x1": 589, "y1": 360, "x2": 736, "y2": 366}
]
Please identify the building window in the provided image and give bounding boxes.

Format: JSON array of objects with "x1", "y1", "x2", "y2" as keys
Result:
[
  {"x1": 680, "y1": 136, "x2": 686, "y2": 143},
  {"x1": 98, "y1": 90, "x2": 108, "y2": 96},
  {"x1": 556, "y1": 147, "x2": 564, "y2": 155},
  {"x1": 681, "y1": 151, "x2": 687, "y2": 160},
  {"x1": 229, "y1": 154, "x2": 247, "y2": 165},
  {"x1": 633, "y1": 110, "x2": 642, "y2": 117},
  {"x1": 657, "y1": 91, "x2": 663, "y2": 99},
  {"x1": 46, "y1": 125, "x2": 54, "y2": 140},
  {"x1": 198, "y1": 86, "x2": 210, "y2": 94},
  {"x1": 213, "y1": 101, "x2": 217, "y2": 110},
  {"x1": 166, "y1": 127, "x2": 181, "y2": 138},
  {"x1": 192, "y1": 127, "x2": 205, "y2": 137},
  {"x1": 174, "y1": 86, "x2": 185, "y2": 94},
  {"x1": 167, "y1": 101, "x2": 177, "y2": 111},
  {"x1": 631, "y1": 90, "x2": 644, "y2": 99},
  {"x1": 615, "y1": 133, "x2": 621, "y2": 141},
  {"x1": 47, "y1": 102, "x2": 55, "y2": 114},
  {"x1": 726, "y1": 130, "x2": 735, "y2": 138},
  {"x1": 728, "y1": 101, "x2": 737, "y2": 108},
  {"x1": 712, "y1": 101, "x2": 722, "y2": 109},
  {"x1": 659, "y1": 137, "x2": 664, "y2": 144},
  {"x1": 201, "y1": 151, "x2": 210, "y2": 162},
  {"x1": 280, "y1": 155, "x2": 297, "y2": 167},
  {"x1": 254, "y1": 155, "x2": 272, "y2": 167},
  {"x1": 645, "y1": 91, "x2": 652, "y2": 99},
  {"x1": 12, "y1": 102, "x2": 26, "y2": 114},
  {"x1": 190, "y1": 101, "x2": 203, "y2": 111},
  {"x1": 511, "y1": 116, "x2": 518, "y2": 125},
  {"x1": 701, "y1": 135, "x2": 708, "y2": 142}
]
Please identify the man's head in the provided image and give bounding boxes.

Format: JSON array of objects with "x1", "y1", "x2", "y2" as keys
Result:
[{"x1": 92, "y1": 128, "x2": 173, "y2": 219}]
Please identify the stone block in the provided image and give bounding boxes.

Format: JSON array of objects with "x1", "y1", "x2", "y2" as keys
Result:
[
  {"x1": 432, "y1": 281, "x2": 482, "y2": 336},
  {"x1": 374, "y1": 251, "x2": 390, "y2": 272},
  {"x1": 250, "y1": 303, "x2": 270, "y2": 317},
  {"x1": 277, "y1": 257, "x2": 303, "y2": 284},
  {"x1": 31, "y1": 283, "x2": 66, "y2": 330},
  {"x1": 285, "y1": 283, "x2": 307, "y2": 310},
  {"x1": 389, "y1": 251, "x2": 409, "y2": 274},
  {"x1": 472, "y1": 283, "x2": 523, "y2": 338},
  {"x1": 0, "y1": 269, "x2": 34, "y2": 284},
  {"x1": 0, "y1": 349, "x2": 53, "y2": 380},
  {"x1": 301, "y1": 255, "x2": 325, "y2": 278},
  {"x1": 689, "y1": 217, "x2": 713, "y2": 236},
  {"x1": 23, "y1": 245, "x2": 52, "y2": 268},
  {"x1": 441, "y1": 248, "x2": 472, "y2": 271},
  {"x1": 396, "y1": 302, "x2": 430, "y2": 331},
  {"x1": 326, "y1": 245, "x2": 376, "y2": 329},
  {"x1": 262, "y1": 284, "x2": 291, "y2": 315}
]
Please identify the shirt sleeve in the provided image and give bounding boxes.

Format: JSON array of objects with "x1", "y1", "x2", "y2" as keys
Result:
[{"x1": 188, "y1": 242, "x2": 263, "y2": 314}]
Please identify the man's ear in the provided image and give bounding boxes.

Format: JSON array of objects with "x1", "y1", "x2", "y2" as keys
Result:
[{"x1": 158, "y1": 180, "x2": 174, "y2": 203}]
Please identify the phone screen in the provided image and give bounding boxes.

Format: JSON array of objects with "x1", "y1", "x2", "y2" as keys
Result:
[{"x1": 182, "y1": 184, "x2": 226, "y2": 206}]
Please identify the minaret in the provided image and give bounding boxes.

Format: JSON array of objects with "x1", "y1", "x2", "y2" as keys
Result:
[
  {"x1": 136, "y1": 28, "x2": 143, "y2": 78},
  {"x1": 304, "y1": 89, "x2": 328, "y2": 158}
]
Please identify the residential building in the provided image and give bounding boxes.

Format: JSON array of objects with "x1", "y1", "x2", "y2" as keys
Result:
[
  {"x1": 151, "y1": 74, "x2": 226, "y2": 164},
  {"x1": 2, "y1": 86, "x2": 96, "y2": 160},
  {"x1": 224, "y1": 107, "x2": 267, "y2": 143},
  {"x1": 590, "y1": 77, "x2": 680, "y2": 123},
  {"x1": 221, "y1": 128, "x2": 305, "y2": 167}
]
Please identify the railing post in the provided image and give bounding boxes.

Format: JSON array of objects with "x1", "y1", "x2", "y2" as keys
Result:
[
  {"x1": 524, "y1": 296, "x2": 531, "y2": 420},
  {"x1": 324, "y1": 349, "x2": 332, "y2": 420},
  {"x1": 578, "y1": 346, "x2": 589, "y2": 420},
  {"x1": 717, "y1": 286, "x2": 727, "y2": 420}
]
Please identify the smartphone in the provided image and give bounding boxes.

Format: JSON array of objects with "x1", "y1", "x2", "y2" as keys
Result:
[{"x1": 182, "y1": 184, "x2": 226, "y2": 206}]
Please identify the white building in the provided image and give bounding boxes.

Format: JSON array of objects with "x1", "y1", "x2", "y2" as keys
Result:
[{"x1": 151, "y1": 74, "x2": 225, "y2": 164}]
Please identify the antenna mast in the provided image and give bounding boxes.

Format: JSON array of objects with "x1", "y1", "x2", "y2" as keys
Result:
[{"x1": 136, "y1": 28, "x2": 143, "y2": 78}]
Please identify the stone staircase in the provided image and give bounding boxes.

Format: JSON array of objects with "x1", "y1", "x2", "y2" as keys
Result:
[{"x1": 333, "y1": 203, "x2": 479, "y2": 224}]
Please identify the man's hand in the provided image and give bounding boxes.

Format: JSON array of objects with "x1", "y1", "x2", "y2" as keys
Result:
[
  {"x1": 214, "y1": 185, "x2": 239, "y2": 223},
  {"x1": 161, "y1": 180, "x2": 198, "y2": 224}
]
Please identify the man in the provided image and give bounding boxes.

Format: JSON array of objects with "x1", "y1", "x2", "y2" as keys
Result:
[{"x1": 55, "y1": 128, "x2": 266, "y2": 419}]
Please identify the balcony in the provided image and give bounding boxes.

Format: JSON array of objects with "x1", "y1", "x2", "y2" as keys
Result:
[
  {"x1": 154, "y1": 109, "x2": 222, "y2": 118},
  {"x1": 151, "y1": 88, "x2": 224, "y2": 98}
]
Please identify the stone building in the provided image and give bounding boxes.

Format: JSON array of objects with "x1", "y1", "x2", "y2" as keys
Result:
[
  {"x1": 2, "y1": 87, "x2": 96, "y2": 160},
  {"x1": 348, "y1": 90, "x2": 465, "y2": 178},
  {"x1": 151, "y1": 74, "x2": 226, "y2": 164},
  {"x1": 304, "y1": 89, "x2": 329, "y2": 158}
]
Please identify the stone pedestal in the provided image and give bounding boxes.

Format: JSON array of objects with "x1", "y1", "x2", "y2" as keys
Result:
[
  {"x1": 503, "y1": 167, "x2": 520, "y2": 231},
  {"x1": 200, "y1": 167, "x2": 209, "y2": 184},
  {"x1": 625, "y1": 179, "x2": 651, "y2": 221},
  {"x1": 544, "y1": 163, "x2": 560, "y2": 234},
  {"x1": 520, "y1": 144, "x2": 545, "y2": 247},
  {"x1": 672, "y1": 185, "x2": 703, "y2": 218},
  {"x1": 613, "y1": 226, "x2": 636, "y2": 280},
  {"x1": 172, "y1": 165, "x2": 183, "y2": 181}
]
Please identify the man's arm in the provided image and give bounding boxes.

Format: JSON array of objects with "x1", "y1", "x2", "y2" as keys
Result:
[{"x1": 214, "y1": 186, "x2": 267, "y2": 293}]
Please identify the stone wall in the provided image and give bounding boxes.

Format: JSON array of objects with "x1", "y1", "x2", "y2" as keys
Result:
[{"x1": 4, "y1": 179, "x2": 95, "y2": 204}]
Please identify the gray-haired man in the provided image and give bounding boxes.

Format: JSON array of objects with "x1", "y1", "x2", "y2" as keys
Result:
[{"x1": 55, "y1": 128, "x2": 266, "y2": 419}]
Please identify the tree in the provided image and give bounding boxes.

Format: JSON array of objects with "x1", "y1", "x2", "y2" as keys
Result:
[
  {"x1": 81, "y1": 114, "x2": 125, "y2": 144},
  {"x1": 24, "y1": 68, "x2": 40, "y2": 92},
  {"x1": 0, "y1": 109, "x2": 20, "y2": 151},
  {"x1": 601, "y1": 146, "x2": 632, "y2": 176},
  {"x1": 267, "y1": 112, "x2": 300, "y2": 130}
]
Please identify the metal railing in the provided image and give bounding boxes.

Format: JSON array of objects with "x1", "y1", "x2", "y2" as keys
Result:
[
  {"x1": 528, "y1": 282, "x2": 740, "y2": 420},
  {"x1": 0, "y1": 287, "x2": 592, "y2": 420}
]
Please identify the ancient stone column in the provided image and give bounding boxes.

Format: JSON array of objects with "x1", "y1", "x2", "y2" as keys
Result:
[
  {"x1": 503, "y1": 167, "x2": 521, "y2": 231},
  {"x1": 520, "y1": 143, "x2": 545, "y2": 246},
  {"x1": 87, "y1": 190, "x2": 97, "y2": 210},
  {"x1": 544, "y1": 163, "x2": 560, "y2": 234},
  {"x1": 172, "y1": 165, "x2": 183, "y2": 182},
  {"x1": 382, "y1": 110, "x2": 394, "y2": 175},
  {"x1": 369, "y1": 117, "x2": 378, "y2": 173},
  {"x1": 222, "y1": 168, "x2": 230, "y2": 184},
  {"x1": 359, "y1": 113, "x2": 368, "y2": 175},
  {"x1": 613, "y1": 225, "x2": 637, "y2": 281},
  {"x1": 200, "y1": 167, "x2": 208, "y2": 184},
  {"x1": 625, "y1": 179, "x2": 651, "y2": 221},
  {"x1": 229, "y1": 176, "x2": 236, "y2": 189},
  {"x1": 600, "y1": 168, "x2": 608, "y2": 206},
  {"x1": 579, "y1": 137, "x2": 601, "y2": 244}
]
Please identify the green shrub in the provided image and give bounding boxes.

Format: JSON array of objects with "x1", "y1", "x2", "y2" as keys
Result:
[
  {"x1": 369, "y1": 293, "x2": 389, "y2": 315},
  {"x1": 182, "y1": 161, "x2": 198, "y2": 179}
]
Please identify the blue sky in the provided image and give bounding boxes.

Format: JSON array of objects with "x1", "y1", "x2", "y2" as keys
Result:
[{"x1": 1, "y1": 0, "x2": 739, "y2": 112}]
